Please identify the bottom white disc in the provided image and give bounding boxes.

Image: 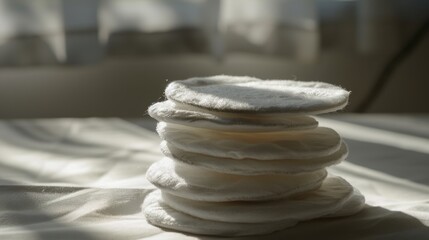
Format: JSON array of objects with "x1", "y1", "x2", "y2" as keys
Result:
[{"x1": 143, "y1": 177, "x2": 365, "y2": 236}]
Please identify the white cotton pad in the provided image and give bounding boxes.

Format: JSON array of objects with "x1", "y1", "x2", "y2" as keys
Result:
[
  {"x1": 157, "y1": 122, "x2": 342, "y2": 160},
  {"x1": 143, "y1": 178, "x2": 365, "y2": 236},
  {"x1": 325, "y1": 188, "x2": 366, "y2": 217},
  {"x1": 148, "y1": 100, "x2": 318, "y2": 132},
  {"x1": 143, "y1": 190, "x2": 297, "y2": 237},
  {"x1": 161, "y1": 177, "x2": 359, "y2": 223},
  {"x1": 165, "y1": 75, "x2": 350, "y2": 114},
  {"x1": 161, "y1": 141, "x2": 348, "y2": 175},
  {"x1": 146, "y1": 158, "x2": 327, "y2": 202}
]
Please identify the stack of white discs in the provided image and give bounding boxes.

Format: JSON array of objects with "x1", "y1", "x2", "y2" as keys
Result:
[{"x1": 144, "y1": 76, "x2": 365, "y2": 236}]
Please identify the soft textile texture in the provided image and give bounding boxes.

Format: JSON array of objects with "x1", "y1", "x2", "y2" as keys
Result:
[
  {"x1": 148, "y1": 100, "x2": 318, "y2": 132},
  {"x1": 157, "y1": 122, "x2": 342, "y2": 160},
  {"x1": 160, "y1": 176, "x2": 364, "y2": 223},
  {"x1": 165, "y1": 75, "x2": 350, "y2": 114},
  {"x1": 146, "y1": 158, "x2": 327, "y2": 201},
  {"x1": 161, "y1": 140, "x2": 348, "y2": 175}
]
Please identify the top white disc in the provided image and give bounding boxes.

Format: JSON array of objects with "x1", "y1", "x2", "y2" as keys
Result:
[{"x1": 165, "y1": 75, "x2": 350, "y2": 114}]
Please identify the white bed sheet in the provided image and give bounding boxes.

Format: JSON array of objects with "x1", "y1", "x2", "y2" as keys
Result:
[{"x1": 0, "y1": 115, "x2": 428, "y2": 239}]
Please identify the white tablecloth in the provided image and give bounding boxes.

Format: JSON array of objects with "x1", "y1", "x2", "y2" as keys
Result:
[{"x1": 0, "y1": 115, "x2": 428, "y2": 239}]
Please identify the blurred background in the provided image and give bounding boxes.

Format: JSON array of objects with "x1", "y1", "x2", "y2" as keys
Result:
[{"x1": 0, "y1": 0, "x2": 428, "y2": 118}]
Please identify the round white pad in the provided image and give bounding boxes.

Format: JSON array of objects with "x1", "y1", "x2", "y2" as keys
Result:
[
  {"x1": 162, "y1": 177, "x2": 360, "y2": 223},
  {"x1": 165, "y1": 75, "x2": 350, "y2": 114},
  {"x1": 143, "y1": 178, "x2": 365, "y2": 236},
  {"x1": 148, "y1": 100, "x2": 318, "y2": 132},
  {"x1": 143, "y1": 191, "x2": 297, "y2": 237},
  {"x1": 161, "y1": 141, "x2": 348, "y2": 175},
  {"x1": 146, "y1": 158, "x2": 327, "y2": 201},
  {"x1": 157, "y1": 122, "x2": 342, "y2": 160}
]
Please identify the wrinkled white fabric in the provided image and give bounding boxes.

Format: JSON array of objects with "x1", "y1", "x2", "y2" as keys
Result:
[
  {"x1": 148, "y1": 100, "x2": 318, "y2": 132},
  {"x1": 0, "y1": 117, "x2": 428, "y2": 240},
  {"x1": 161, "y1": 140, "x2": 348, "y2": 175},
  {"x1": 146, "y1": 158, "x2": 327, "y2": 201},
  {"x1": 165, "y1": 75, "x2": 350, "y2": 114},
  {"x1": 0, "y1": 119, "x2": 160, "y2": 188},
  {"x1": 160, "y1": 176, "x2": 364, "y2": 223},
  {"x1": 157, "y1": 122, "x2": 341, "y2": 160}
]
